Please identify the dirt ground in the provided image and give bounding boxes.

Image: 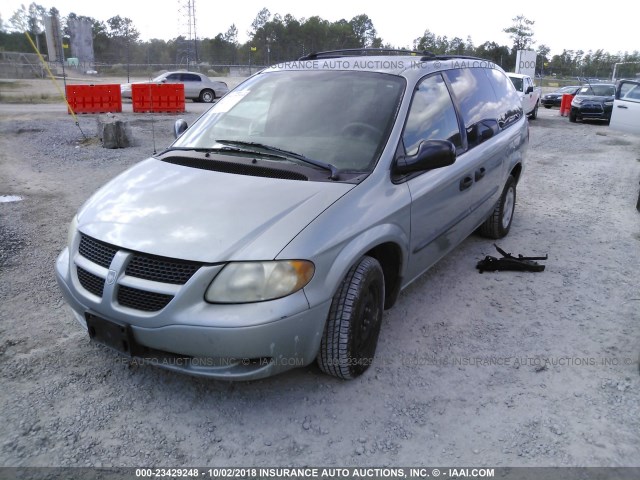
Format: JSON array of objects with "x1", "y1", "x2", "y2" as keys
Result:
[{"x1": 0, "y1": 84, "x2": 639, "y2": 468}]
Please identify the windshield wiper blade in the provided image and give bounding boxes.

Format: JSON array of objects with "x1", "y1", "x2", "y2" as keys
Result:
[
  {"x1": 215, "y1": 140, "x2": 340, "y2": 180},
  {"x1": 160, "y1": 145, "x2": 285, "y2": 159}
]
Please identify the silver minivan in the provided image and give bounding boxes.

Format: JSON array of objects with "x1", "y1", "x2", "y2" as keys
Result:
[{"x1": 56, "y1": 51, "x2": 527, "y2": 380}]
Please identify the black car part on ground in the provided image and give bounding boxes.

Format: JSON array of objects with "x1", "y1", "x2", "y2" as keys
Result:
[{"x1": 476, "y1": 244, "x2": 547, "y2": 273}]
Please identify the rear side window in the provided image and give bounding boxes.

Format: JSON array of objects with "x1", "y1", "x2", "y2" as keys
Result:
[
  {"x1": 444, "y1": 68, "x2": 501, "y2": 130},
  {"x1": 182, "y1": 73, "x2": 201, "y2": 82},
  {"x1": 486, "y1": 68, "x2": 524, "y2": 128},
  {"x1": 402, "y1": 73, "x2": 462, "y2": 156}
]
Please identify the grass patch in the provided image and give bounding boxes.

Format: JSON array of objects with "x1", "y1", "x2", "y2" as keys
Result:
[{"x1": 0, "y1": 92, "x2": 64, "y2": 104}]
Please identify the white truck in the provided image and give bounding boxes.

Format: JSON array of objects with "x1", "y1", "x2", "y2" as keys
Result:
[
  {"x1": 507, "y1": 73, "x2": 541, "y2": 119},
  {"x1": 610, "y1": 79, "x2": 640, "y2": 134}
]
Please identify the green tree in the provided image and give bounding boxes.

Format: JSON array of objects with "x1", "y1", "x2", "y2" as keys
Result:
[
  {"x1": 503, "y1": 15, "x2": 535, "y2": 51},
  {"x1": 349, "y1": 14, "x2": 381, "y2": 48}
]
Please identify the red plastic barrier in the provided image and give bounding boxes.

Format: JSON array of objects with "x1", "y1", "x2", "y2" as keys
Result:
[
  {"x1": 66, "y1": 84, "x2": 122, "y2": 114},
  {"x1": 131, "y1": 83, "x2": 185, "y2": 113},
  {"x1": 559, "y1": 93, "x2": 574, "y2": 117}
]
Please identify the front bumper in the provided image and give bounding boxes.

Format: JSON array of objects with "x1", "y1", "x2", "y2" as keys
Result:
[
  {"x1": 55, "y1": 247, "x2": 331, "y2": 380},
  {"x1": 570, "y1": 104, "x2": 613, "y2": 120},
  {"x1": 541, "y1": 97, "x2": 561, "y2": 107}
]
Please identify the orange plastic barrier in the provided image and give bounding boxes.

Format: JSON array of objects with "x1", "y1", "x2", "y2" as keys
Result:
[
  {"x1": 131, "y1": 83, "x2": 185, "y2": 113},
  {"x1": 66, "y1": 84, "x2": 122, "y2": 114},
  {"x1": 559, "y1": 94, "x2": 574, "y2": 117}
]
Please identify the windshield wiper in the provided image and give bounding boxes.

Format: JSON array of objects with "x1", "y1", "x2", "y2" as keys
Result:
[
  {"x1": 215, "y1": 140, "x2": 340, "y2": 180},
  {"x1": 160, "y1": 145, "x2": 282, "y2": 158}
]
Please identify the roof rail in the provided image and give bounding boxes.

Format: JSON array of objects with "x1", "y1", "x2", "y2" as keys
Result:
[
  {"x1": 299, "y1": 48, "x2": 435, "y2": 61},
  {"x1": 431, "y1": 55, "x2": 493, "y2": 62}
]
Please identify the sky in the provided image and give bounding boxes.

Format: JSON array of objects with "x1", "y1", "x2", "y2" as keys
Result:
[{"x1": 1, "y1": 0, "x2": 634, "y2": 57}]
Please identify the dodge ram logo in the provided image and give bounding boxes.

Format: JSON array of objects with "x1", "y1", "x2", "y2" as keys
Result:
[{"x1": 106, "y1": 269, "x2": 117, "y2": 285}]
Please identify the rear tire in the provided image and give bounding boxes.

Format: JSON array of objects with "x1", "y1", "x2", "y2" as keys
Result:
[
  {"x1": 317, "y1": 256, "x2": 384, "y2": 379},
  {"x1": 199, "y1": 89, "x2": 215, "y2": 103},
  {"x1": 478, "y1": 175, "x2": 516, "y2": 239}
]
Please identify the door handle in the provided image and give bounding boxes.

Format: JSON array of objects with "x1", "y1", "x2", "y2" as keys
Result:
[
  {"x1": 475, "y1": 167, "x2": 486, "y2": 181},
  {"x1": 459, "y1": 176, "x2": 473, "y2": 191},
  {"x1": 617, "y1": 105, "x2": 628, "y2": 109}
]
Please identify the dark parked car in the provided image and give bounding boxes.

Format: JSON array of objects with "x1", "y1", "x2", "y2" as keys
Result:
[
  {"x1": 569, "y1": 84, "x2": 616, "y2": 123},
  {"x1": 541, "y1": 85, "x2": 581, "y2": 108}
]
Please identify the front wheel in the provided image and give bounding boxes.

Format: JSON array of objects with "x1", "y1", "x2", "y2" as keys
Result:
[
  {"x1": 478, "y1": 175, "x2": 516, "y2": 239},
  {"x1": 529, "y1": 102, "x2": 538, "y2": 120},
  {"x1": 317, "y1": 256, "x2": 385, "y2": 379},
  {"x1": 569, "y1": 110, "x2": 577, "y2": 123}
]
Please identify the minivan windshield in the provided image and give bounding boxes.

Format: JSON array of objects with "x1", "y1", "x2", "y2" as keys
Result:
[{"x1": 172, "y1": 70, "x2": 406, "y2": 172}]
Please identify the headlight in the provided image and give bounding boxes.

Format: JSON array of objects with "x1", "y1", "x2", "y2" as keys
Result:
[
  {"x1": 604, "y1": 100, "x2": 614, "y2": 105},
  {"x1": 572, "y1": 98, "x2": 583, "y2": 106},
  {"x1": 205, "y1": 260, "x2": 315, "y2": 303},
  {"x1": 67, "y1": 215, "x2": 78, "y2": 247}
]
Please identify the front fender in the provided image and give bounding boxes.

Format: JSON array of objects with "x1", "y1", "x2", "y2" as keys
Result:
[{"x1": 301, "y1": 223, "x2": 410, "y2": 309}]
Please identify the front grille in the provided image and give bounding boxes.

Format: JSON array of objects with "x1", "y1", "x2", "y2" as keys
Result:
[
  {"x1": 77, "y1": 267, "x2": 105, "y2": 297},
  {"x1": 79, "y1": 234, "x2": 118, "y2": 268},
  {"x1": 117, "y1": 285, "x2": 173, "y2": 312},
  {"x1": 126, "y1": 254, "x2": 201, "y2": 285}
]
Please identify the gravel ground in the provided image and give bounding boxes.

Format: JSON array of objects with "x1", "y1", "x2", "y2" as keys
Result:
[{"x1": 0, "y1": 100, "x2": 639, "y2": 468}]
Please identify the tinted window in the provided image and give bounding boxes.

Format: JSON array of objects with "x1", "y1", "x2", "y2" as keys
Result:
[
  {"x1": 445, "y1": 68, "x2": 502, "y2": 130},
  {"x1": 166, "y1": 74, "x2": 181, "y2": 81},
  {"x1": 182, "y1": 73, "x2": 201, "y2": 82},
  {"x1": 402, "y1": 73, "x2": 461, "y2": 156},
  {"x1": 486, "y1": 68, "x2": 524, "y2": 129}
]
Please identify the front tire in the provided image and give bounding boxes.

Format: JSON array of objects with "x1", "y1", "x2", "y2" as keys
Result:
[
  {"x1": 569, "y1": 110, "x2": 577, "y2": 123},
  {"x1": 478, "y1": 175, "x2": 516, "y2": 239},
  {"x1": 317, "y1": 256, "x2": 385, "y2": 379},
  {"x1": 529, "y1": 101, "x2": 538, "y2": 119}
]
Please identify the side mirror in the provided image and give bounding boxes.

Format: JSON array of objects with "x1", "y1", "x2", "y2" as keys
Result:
[
  {"x1": 526, "y1": 85, "x2": 534, "y2": 94},
  {"x1": 477, "y1": 119, "x2": 499, "y2": 142},
  {"x1": 394, "y1": 140, "x2": 456, "y2": 175},
  {"x1": 174, "y1": 119, "x2": 188, "y2": 138}
]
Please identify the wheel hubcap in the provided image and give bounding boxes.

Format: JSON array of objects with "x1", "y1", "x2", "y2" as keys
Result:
[
  {"x1": 356, "y1": 285, "x2": 380, "y2": 355},
  {"x1": 502, "y1": 187, "x2": 515, "y2": 229}
]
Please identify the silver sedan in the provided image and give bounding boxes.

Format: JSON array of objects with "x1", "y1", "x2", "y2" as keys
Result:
[{"x1": 121, "y1": 71, "x2": 229, "y2": 103}]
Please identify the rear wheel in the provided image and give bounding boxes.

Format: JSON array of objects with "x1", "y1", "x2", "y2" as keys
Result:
[
  {"x1": 199, "y1": 89, "x2": 215, "y2": 103},
  {"x1": 478, "y1": 175, "x2": 516, "y2": 239},
  {"x1": 317, "y1": 256, "x2": 384, "y2": 379}
]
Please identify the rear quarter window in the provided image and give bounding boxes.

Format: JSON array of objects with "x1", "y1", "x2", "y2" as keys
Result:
[
  {"x1": 486, "y1": 68, "x2": 524, "y2": 128},
  {"x1": 444, "y1": 68, "x2": 501, "y2": 130}
]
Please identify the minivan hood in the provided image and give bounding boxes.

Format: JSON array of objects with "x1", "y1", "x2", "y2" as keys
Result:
[{"x1": 77, "y1": 158, "x2": 354, "y2": 263}]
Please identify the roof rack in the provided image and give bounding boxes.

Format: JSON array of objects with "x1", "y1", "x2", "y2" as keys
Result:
[
  {"x1": 431, "y1": 55, "x2": 491, "y2": 62},
  {"x1": 298, "y1": 48, "x2": 435, "y2": 61}
]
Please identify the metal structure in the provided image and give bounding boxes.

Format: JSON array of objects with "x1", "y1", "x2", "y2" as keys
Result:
[
  {"x1": 612, "y1": 62, "x2": 640, "y2": 81},
  {"x1": 177, "y1": 0, "x2": 198, "y2": 70}
]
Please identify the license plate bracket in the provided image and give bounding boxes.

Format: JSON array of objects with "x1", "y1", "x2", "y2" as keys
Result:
[{"x1": 85, "y1": 313, "x2": 142, "y2": 356}]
